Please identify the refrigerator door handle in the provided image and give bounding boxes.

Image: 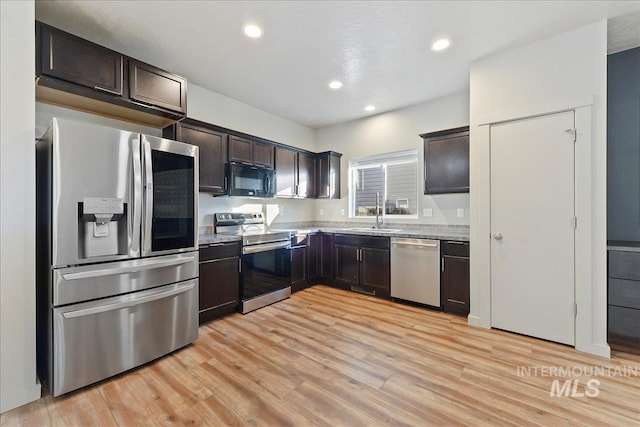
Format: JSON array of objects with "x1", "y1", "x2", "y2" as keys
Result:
[
  {"x1": 142, "y1": 138, "x2": 153, "y2": 255},
  {"x1": 61, "y1": 282, "x2": 195, "y2": 319},
  {"x1": 131, "y1": 137, "x2": 142, "y2": 255},
  {"x1": 61, "y1": 255, "x2": 197, "y2": 280}
]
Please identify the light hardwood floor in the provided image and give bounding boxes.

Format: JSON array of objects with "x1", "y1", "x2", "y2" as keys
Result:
[{"x1": 2, "y1": 285, "x2": 639, "y2": 426}]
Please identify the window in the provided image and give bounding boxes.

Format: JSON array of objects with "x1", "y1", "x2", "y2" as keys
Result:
[{"x1": 349, "y1": 149, "x2": 418, "y2": 218}]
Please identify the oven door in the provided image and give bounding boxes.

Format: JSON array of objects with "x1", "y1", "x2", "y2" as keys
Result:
[
  {"x1": 241, "y1": 241, "x2": 291, "y2": 312},
  {"x1": 142, "y1": 135, "x2": 198, "y2": 256},
  {"x1": 228, "y1": 163, "x2": 275, "y2": 198}
]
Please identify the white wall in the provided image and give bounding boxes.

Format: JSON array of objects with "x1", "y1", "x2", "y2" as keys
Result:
[
  {"x1": 469, "y1": 21, "x2": 609, "y2": 357},
  {"x1": 314, "y1": 91, "x2": 470, "y2": 225},
  {"x1": 0, "y1": 0, "x2": 41, "y2": 413}
]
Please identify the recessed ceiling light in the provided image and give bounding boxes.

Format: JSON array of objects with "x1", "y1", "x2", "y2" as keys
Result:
[
  {"x1": 431, "y1": 38, "x2": 451, "y2": 51},
  {"x1": 243, "y1": 24, "x2": 263, "y2": 38},
  {"x1": 364, "y1": 105, "x2": 376, "y2": 112},
  {"x1": 329, "y1": 80, "x2": 343, "y2": 90}
]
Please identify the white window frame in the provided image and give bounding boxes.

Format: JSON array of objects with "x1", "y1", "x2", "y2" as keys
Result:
[{"x1": 348, "y1": 149, "x2": 419, "y2": 220}]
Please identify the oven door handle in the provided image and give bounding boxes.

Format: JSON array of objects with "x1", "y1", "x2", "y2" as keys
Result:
[{"x1": 243, "y1": 241, "x2": 291, "y2": 255}]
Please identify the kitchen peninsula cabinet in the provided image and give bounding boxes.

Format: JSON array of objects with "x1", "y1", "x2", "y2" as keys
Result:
[
  {"x1": 441, "y1": 241, "x2": 470, "y2": 316},
  {"x1": 334, "y1": 234, "x2": 390, "y2": 298},
  {"x1": 164, "y1": 120, "x2": 228, "y2": 195},
  {"x1": 36, "y1": 21, "x2": 187, "y2": 126},
  {"x1": 199, "y1": 241, "x2": 241, "y2": 323}
]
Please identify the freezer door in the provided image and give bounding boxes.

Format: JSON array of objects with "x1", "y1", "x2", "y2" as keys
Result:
[
  {"x1": 49, "y1": 118, "x2": 142, "y2": 267},
  {"x1": 53, "y1": 252, "x2": 198, "y2": 306},
  {"x1": 51, "y1": 279, "x2": 198, "y2": 396},
  {"x1": 142, "y1": 135, "x2": 198, "y2": 257}
]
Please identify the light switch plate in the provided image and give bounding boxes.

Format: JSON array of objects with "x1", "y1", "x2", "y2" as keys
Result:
[
  {"x1": 423, "y1": 208, "x2": 433, "y2": 217},
  {"x1": 457, "y1": 208, "x2": 464, "y2": 217}
]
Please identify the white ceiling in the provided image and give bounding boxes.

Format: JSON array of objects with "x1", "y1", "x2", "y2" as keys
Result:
[{"x1": 36, "y1": 1, "x2": 640, "y2": 129}]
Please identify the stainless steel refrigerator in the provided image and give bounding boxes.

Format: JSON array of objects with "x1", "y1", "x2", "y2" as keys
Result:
[{"x1": 36, "y1": 117, "x2": 199, "y2": 396}]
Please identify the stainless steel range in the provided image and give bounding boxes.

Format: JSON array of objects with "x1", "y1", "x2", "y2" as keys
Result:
[{"x1": 215, "y1": 213, "x2": 291, "y2": 313}]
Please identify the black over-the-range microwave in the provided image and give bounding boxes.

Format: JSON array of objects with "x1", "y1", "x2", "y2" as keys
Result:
[{"x1": 227, "y1": 162, "x2": 276, "y2": 198}]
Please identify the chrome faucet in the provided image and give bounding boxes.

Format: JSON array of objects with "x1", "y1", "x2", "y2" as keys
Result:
[{"x1": 375, "y1": 192, "x2": 383, "y2": 228}]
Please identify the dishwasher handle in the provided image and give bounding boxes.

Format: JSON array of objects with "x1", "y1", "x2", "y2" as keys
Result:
[{"x1": 392, "y1": 241, "x2": 438, "y2": 248}]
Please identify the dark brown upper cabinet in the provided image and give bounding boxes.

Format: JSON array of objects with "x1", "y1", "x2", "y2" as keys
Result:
[
  {"x1": 164, "y1": 120, "x2": 228, "y2": 195},
  {"x1": 38, "y1": 23, "x2": 123, "y2": 96},
  {"x1": 252, "y1": 141, "x2": 275, "y2": 168},
  {"x1": 297, "y1": 152, "x2": 316, "y2": 198},
  {"x1": 228, "y1": 136, "x2": 254, "y2": 165},
  {"x1": 275, "y1": 146, "x2": 297, "y2": 197},
  {"x1": 421, "y1": 126, "x2": 469, "y2": 194},
  {"x1": 35, "y1": 21, "x2": 186, "y2": 127},
  {"x1": 129, "y1": 59, "x2": 186, "y2": 114},
  {"x1": 316, "y1": 151, "x2": 341, "y2": 199}
]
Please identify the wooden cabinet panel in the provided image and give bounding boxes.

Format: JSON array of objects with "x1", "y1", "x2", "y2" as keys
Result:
[
  {"x1": 307, "y1": 234, "x2": 320, "y2": 282},
  {"x1": 253, "y1": 141, "x2": 274, "y2": 168},
  {"x1": 129, "y1": 59, "x2": 187, "y2": 113},
  {"x1": 297, "y1": 153, "x2": 316, "y2": 198},
  {"x1": 441, "y1": 255, "x2": 470, "y2": 316},
  {"x1": 422, "y1": 127, "x2": 469, "y2": 194},
  {"x1": 275, "y1": 147, "x2": 297, "y2": 197},
  {"x1": 316, "y1": 152, "x2": 341, "y2": 199},
  {"x1": 228, "y1": 136, "x2": 253, "y2": 164},
  {"x1": 334, "y1": 245, "x2": 359, "y2": 288},
  {"x1": 320, "y1": 233, "x2": 334, "y2": 280},
  {"x1": 360, "y1": 248, "x2": 390, "y2": 294},
  {"x1": 39, "y1": 23, "x2": 123, "y2": 95},
  {"x1": 173, "y1": 123, "x2": 227, "y2": 194},
  {"x1": 291, "y1": 246, "x2": 307, "y2": 293},
  {"x1": 199, "y1": 257, "x2": 240, "y2": 323}
]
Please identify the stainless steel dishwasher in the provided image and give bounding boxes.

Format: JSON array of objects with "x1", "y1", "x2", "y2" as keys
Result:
[{"x1": 391, "y1": 238, "x2": 441, "y2": 307}]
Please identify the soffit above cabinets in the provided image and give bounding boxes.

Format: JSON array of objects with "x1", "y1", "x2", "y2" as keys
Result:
[{"x1": 36, "y1": 1, "x2": 640, "y2": 128}]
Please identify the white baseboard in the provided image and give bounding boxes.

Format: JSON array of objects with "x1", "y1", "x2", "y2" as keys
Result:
[{"x1": 575, "y1": 342, "x2": 611, "y2": 359}]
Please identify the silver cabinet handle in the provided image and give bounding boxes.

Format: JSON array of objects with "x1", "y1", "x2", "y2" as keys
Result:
[
  {"x1": 392, "y1": 242, "x2": 438, "y2": 248},
  {"x1": 493, "y1": 233, "x2": 503, "y2": 240},
  {"x1": 62, "y1": 255, "x2": 195, "y2": 280},
  {"x1": 93, "y1": 85, "x2": 121, "y2": 96},
  {"x1": 62, "y1": 282, "x2": 195, "y2": 318}
]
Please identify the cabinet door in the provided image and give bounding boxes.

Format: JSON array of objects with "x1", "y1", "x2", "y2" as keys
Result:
[
  {"x1": 320, "y1": 233, "x2": 334, "y2": 280},
  {"x1": 177, "y1": 124, "x2": 227, "y2": 194},
  {"x1": 441, "y1": 256, "x2": 470, "y2": 316},
  {"x1": 39, "y1": 24, "x2": 123, "y2": 95},
  {"x1": 307, "y1": 234, "x2": 319, "y2": 281},
  {"x1": 291, "y1": 246, "x2": 307, "y2": 292},
  {"x1": 297, "y1": 152, "x2": 317, "y2": 198},
  {"x1": 423, "y1": 127, "x2": 469, "y2": 194},
  {"x1": 129, "y1": 59, "x2": 187, "y2": 113},
  {"x1": 253, "y1": 141, "x2": 274, "y2": 168},
  {"x1": 316, "y1": 153, "x2": 341, "y2": 199},
  {"x1": 199, "y1": 257, "x2": 240, "y2": 323},
  {"x1": 360, "y1": 248, "x2": 390, "y2": 296},
  {"x1": 275, "y1": 147, "x2": 297, "y2": 197},
  {"x1": 334, "y1": 245, "x2": 359, "y2": 288},
  {"x1": 228, "y1": 136, "x2": 253, "y2": 164}
]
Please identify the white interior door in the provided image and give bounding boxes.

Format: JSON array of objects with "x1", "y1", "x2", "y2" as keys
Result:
[{"x1": 490, "y1": 110, "x2": 575, "y2": 346}]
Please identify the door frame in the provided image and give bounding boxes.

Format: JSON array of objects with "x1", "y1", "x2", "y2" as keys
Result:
[{"x1": 469, "y1": 96, "x2": 611, "y2": 357}]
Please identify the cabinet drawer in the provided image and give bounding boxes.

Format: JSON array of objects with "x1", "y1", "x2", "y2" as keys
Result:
[
  {"x1": 334, "y1": 234, "x2": 390, "y2": 249},
  {"x1": 609, "y1": 250, "x2": 640, "y2": 281},
  {"x1": 199, "y1": 242, "x2": 241, "y2": 261},
  {"x1": 609, "y1": 278, "x2": 640, "y2": 310},
  {"x1": 442, "y1": 241, "x2": 469, "y2": 257},
  {"x1": 609, "y1": 305, "x2": 640, "y2": 339}
]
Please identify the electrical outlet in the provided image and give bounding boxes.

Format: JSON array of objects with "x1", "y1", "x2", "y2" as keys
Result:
[
  {"x1": 423, "y1": 208, "x2": 433, "y2": 217},
  {"x1": 340, "y1": 208, "x2": 345, "y2": 216},
  {"x1": 319, "y1": 209, "x2": 324, "y2": 216},
  {"x1": 457, "y1": 208, "x2": 464, "y2": 217}
]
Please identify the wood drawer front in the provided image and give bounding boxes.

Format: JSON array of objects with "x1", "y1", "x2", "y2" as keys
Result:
[
  {"x1": 442, "y1": 241, "x2": 469, "y2": 257},
  {"x1": 609, "y1": 305, "x2": 640, "y2": 339},
  {"x1": 199, "y1": 242, "x2": 241, "y2": 261},
  {"x1": 609, "y1": 278, "x2": 640, "y2": 310},
  {"x1": 129, "y1": 59, "x2": 187, "y2": 113},
  {"x1": 609, "y1": 251, "x2": 640, "y2": 281},
  {"x1": 334, "y1": 234, "x2": 390, "y2": 249},
  {"x1": 40, "y1": 24, "x2": 123, "y2": 95}
]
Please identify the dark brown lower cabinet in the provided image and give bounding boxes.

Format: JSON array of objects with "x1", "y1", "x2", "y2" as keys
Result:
[
  {"x1": 441, "y1": 241, "x2": 470, "y2": 316},
  {"x1": 291, "y1": 245, "x2": 308, "y2": 293},
  {"x1": 199, "y1": 242, "x2": 241, "y2": 323},
  {"x1": 333, "y1": 234, "x2": 390, "y2": 298},
  {"x1": 319, "y1": 233, "x2": 334, "y2": 281}
]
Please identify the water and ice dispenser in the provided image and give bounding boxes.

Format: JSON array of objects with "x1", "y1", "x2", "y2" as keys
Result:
[{"x1": 79, "y1": 197, "x2": 127, "y2": 258}]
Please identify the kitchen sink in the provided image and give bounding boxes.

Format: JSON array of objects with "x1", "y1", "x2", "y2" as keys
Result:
[{"x1": 346, "y1": 227, "x2": 403, "y2": 233}]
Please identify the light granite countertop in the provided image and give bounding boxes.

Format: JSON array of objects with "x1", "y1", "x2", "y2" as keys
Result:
[
  {"x1": 198, "y1": 234, "x2": 242, "y2": 246},
  {"x1": 271, "y1": 226, "x2": 469, "y2": 242}
]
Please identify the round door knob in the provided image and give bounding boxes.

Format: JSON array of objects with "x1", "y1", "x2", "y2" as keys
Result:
[{"x1": 494, "y1": 233, "x2": 503, "y2": 240}]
